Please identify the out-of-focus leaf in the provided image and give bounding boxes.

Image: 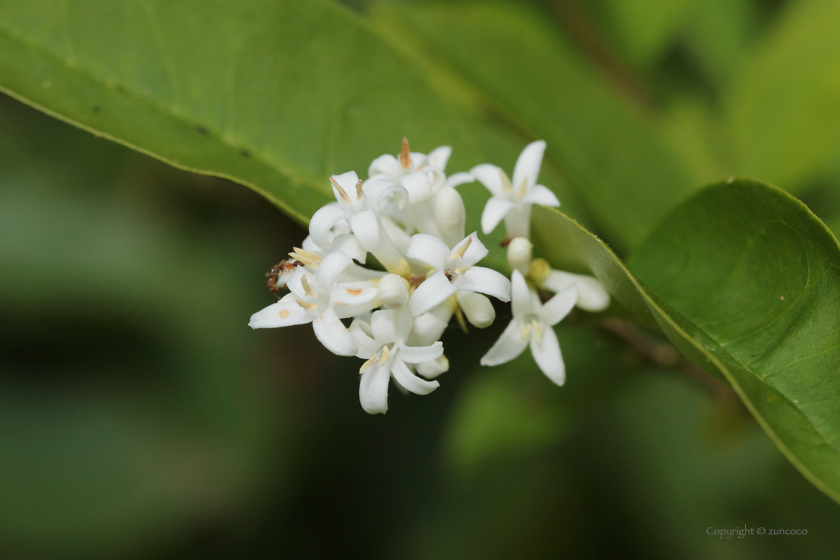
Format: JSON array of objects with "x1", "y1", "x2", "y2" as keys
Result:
[
  {"x1": 599, "y1": 0, "x2": 694, "y2": 66},
  {"x1": 683, "y1": 0, "x2": 752, "y2": 84},
  {"x1": 532, "y1": 179, "x2": 840, "y2": 504},
  {"x1": 0, "y1": 0, "x2": 487, "y2": 224},
  {"x1": 0, "y1": 101, "x2": 286, "y2": 556},
  {"x1": 728, "y1": 0, "x2": 840, "y2": 192},
  {"x1": 373, "y1": 1, "x2": 697, "y2": 252}
]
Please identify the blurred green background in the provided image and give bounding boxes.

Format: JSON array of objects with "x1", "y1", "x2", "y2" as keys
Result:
[{"x1": 3, "y1": 0, "x2": 840, "y2": 558}]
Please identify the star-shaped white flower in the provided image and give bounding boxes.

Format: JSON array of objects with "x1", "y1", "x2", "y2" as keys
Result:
[
  {"x1": 480, "y1": 270, "x2": 577, "y2": 385},
  {"x1": 366, "y1": 138, "x2": 474, "y2": 242},
  {"x1": 471, "y1": 140, "x2": 560, "y2": 239},
  {"x1": 309, "y1": 171, "x2": 409, "y2": 275},
  {"x1": 350, "y1": 307, "x2": 444, "y2": 414},
  {"x1": 405, "y1": 232, "x2": 511, "y2": 320},
  {"x1": 248, "y1": 250, "x2": 379, "y2": 356}
]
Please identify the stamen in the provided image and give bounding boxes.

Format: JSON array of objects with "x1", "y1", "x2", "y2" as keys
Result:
[
  {"x1": 359, "y1": 355, "x2": 378, "y2": 374},
  {"x1": 500, "y1": 169, "x2": 513, "y2": 195},
  {"x1": 355, "y1": 180, "x2": 364, "y2": 200},
  {"x1": 451, "y1": 236, "x2": 472, "y2": 260},
  {"x1": 521, "y1": 323, "x2": 532, "y2": 340},
  {"x1": 289, "y1": 247, "x2": 322, "y2": 268},
  {"x1": 301, "y1": 276, "x2": 317, "y2": 298},
  {"x1": 296, "y1": 299, "x2": 318, "y2": 311},
  {"x1": 400, "y1": 137, "x2": 411, "y2": 169},
  {"x1": 380, "y1": 345, "x2": 390, "y2": 365},
  {"x1": 516, "y1": 178, "x2": 528, "y2": 198},
  {"x1": 532, "y1": 320, "x2": 543, "y2": 342},
  {"x1": 346, "y1": 288, "x2": 362, "y2": 296},
  {"x1": 329, "y1": 176, "x2": 352, "y2": 205}
]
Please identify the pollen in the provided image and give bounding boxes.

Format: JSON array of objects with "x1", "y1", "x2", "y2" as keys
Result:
[
  {"x1": 301, "y1": 276, "x2": 317, "y2": 298},
  {"x1": 400, "y1": 137, "x2": 411, "y2": 169},
  {"x1": 347, "y1": 288, "x2": 363, "y2": 296},
  {"x1": 278, "y1": 309, "x2": 290, "y2": 319},
  {"x1": 500, "y1": 169, "x2": 513, "y2": 195},
  {"x1": 329, "y1": 176, "x2": 353, "y2": 205},
  {"x1": 451, "y1": 236, "x2": 472, "y2": 260}
]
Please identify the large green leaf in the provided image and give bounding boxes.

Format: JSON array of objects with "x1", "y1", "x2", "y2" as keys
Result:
[
  {"x1": 532, "y1": 179, "x2": 840, "y2": 503},
  {"x1": 372, "y1": 1, "x2": 696, "y2": 252},
  {"x1": 728, "y1": 0, "x2": 840, "y2": 193},
  {"x1": 0, "y1": 0, "x2": 492, "y2": 225}
]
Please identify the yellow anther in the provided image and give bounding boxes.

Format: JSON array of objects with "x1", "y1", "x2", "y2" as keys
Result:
[
  {"x1": 521, "y1": 323, "x2": 532, "y2": 340},
  {"x1": 301, "y1": 275, "x2": 317, "y2": 298},
  {"x1": 359, "y1": 355, "x2": 378, "y2": 374},
  {"x1": 500, "y1": 169, "x2": 513, "y2": 195},
  {"x1": 355, "y1": 180, "x2": 364, "y2": 200},
  {"x1": 532, "y1": 320, "x2": 543, "y2": 342},
  {"x1": 516, "y1": 178, "x2": 528, "y2": 198},
  {"x1": 296, "y1": 299, "x2": 318, "y2": 311},
  {"x1": 529, "y1": 258, "x2": 551, "y2": 283},
  {"x1": 380, "y1": 345, "x2": 390, "y2": 366},
  {"x1": 451, "y1": 236, "x2": 472, "y2": 260},
  {"x1": 329, "y1": 176, "x2": 352, "y2": 205},
  {"x1": 400, "y1": 137, "x2": 411, "y2": 169},
  {"x1": 289, "y1": 247, "x2": 322, "y2": 268}
]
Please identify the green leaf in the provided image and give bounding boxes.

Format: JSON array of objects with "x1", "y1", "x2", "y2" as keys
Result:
[
  {"x1": 532, "y1": 178, "x2": 840, "y2": 504},
  {"x1": 0, "y1": 0, "x2": 494, "y2": 225},
  {"x1": 728, "y1": 0, "x2": 840, "y2": 192},
  {"x1": 372, "y1": 1, "x2": 697, "y2": 251}
]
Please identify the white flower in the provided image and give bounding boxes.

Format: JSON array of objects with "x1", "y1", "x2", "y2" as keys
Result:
[
  {"x1": 366, "y1": 138, "x2": 473, "y2": 243},
  {"x1": 472, "y1": 140, "x2": 560, "y2": 239},
  {"x1": 309, "y1": 171, "x2": 409, "y2": 275},
  {"x1": 406, "y1": 232, "x2": 511, "y2": 323},
  {"x1": 529, "y1": 258, "x2": 610, "y2": 312},
  {"x1": 248, "y1": 250, "x2": 379, "y2": 356},
  {"x1": 350, "y1": 307, "x2": 444, "y2": 414},
  {"x1": 480, "y1": 270, "x2": 577, "y2": 385}
]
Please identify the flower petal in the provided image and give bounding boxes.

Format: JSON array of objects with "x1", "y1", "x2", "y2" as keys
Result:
[
  {"x1": 481, "y1": 197, "x2": 514, "y2": 235},
  {"x1": 521, "y1": 184, "x2": 560, "y2": 207},
  {"x1": 409, "y1": 272, "x2": 457, "y2": 317},
  {"x1": 511, "y1": 270, "x2": 535, "y2": 318},
  {"x1": 332, "y1": 233, "x2": 367, "y2": 264},
  {"x1": 398, "y1": 340, "x2": 444, "y2": 364},
  {"x1": 330, "y1": 283, "x2": 380, "y2": 318},
  {"x1": 309, "y1": 203, "x2": 347, "y2": 247},
  {"x1": 406, "y1": 233, "x2": 450, "y2": 272},
  {"x1": 428, "y1": 146, "x2": 452, "y2": 170},
  {"x1": 479, "y1": 319, "x2": 528, "y2": 366},
  {"x1": 541, "y1": 286, "x2": 578, "y2": 326},
  {"x1": 368, "y1": 154, "x2": 402, "y2": 178},
  {"x1": 445, "y1": 172, "x2": 475, "y2": 189},
  {"x1": 402, "y1": 171, "x2": 433, "y2": 205},
  {"x1": 512, "y1": 140, "x2": 546, "y2": 195},
  {"x1": 312, "y1": 307, "x2": 357, "y2": 356},
  {"x1": 248, "y1": 300, "x2": 314, "y2": 329},
  {"x1": 315, "y1": 250, "x2": 353, "y2": 288},
  {"x1": 349, "y1": 209, "x2": 382, "y2": 252},
  {"x1": 364, "y1": 178, "x2": 408, "y2": 210},
  {"x1": 391, "y1": 359, "x2": 440, "y2": 395},
  {"x1": 451, "y1": 232, "x2": 489, "y2": 267},
  {"x1": 415, "y1": 355, "x2": 449, "y2": 379},
  {"x1": 457, "y1": 266, "x2": 511, "y2": 302},
  {"x1": 530, "y1": 324, "x2": 565, "y2": 386},
  {"x1": 349, "y1": 319, "x2": 378, "y2": 358},
  {"x1": 359, "y1": 363, "x2": 390, "y2": 414},
  {"x1": 542, "y1": 271, "x2": 609, "y2": 312},
  {"x1": 330, "y1": 171, "x2": 360, "y2": 203},
  {"x1": 470, "y1": 164, "x2": 507, "y2": 198},
  {"x1": 371, "y1": 309, "x2": 400, "y2": 343}
]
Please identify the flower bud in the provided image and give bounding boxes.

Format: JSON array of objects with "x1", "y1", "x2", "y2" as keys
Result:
[
  {"x1": 378, "y1": 274, "x2": 409, "y2": 309},
  {"x1": 507, "y1": 237, "x2": 532, "y2": 275},
  {"x1": 416, "y1": 355, "x2": 450, "y2": 379},
  {"x1": 458, "y1": 291, "x2": 495, "y2": 328},
  {"x1": 434, "y1": 187, "x2": 466, "y2": 248},
  {"x1": 529, "y1": 257, "x2": 551, "y2": 283}
]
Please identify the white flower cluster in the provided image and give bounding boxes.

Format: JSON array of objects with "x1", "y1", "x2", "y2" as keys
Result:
[{"x1": 250, "y1": 139, "x2": 610, "y2": 414}]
